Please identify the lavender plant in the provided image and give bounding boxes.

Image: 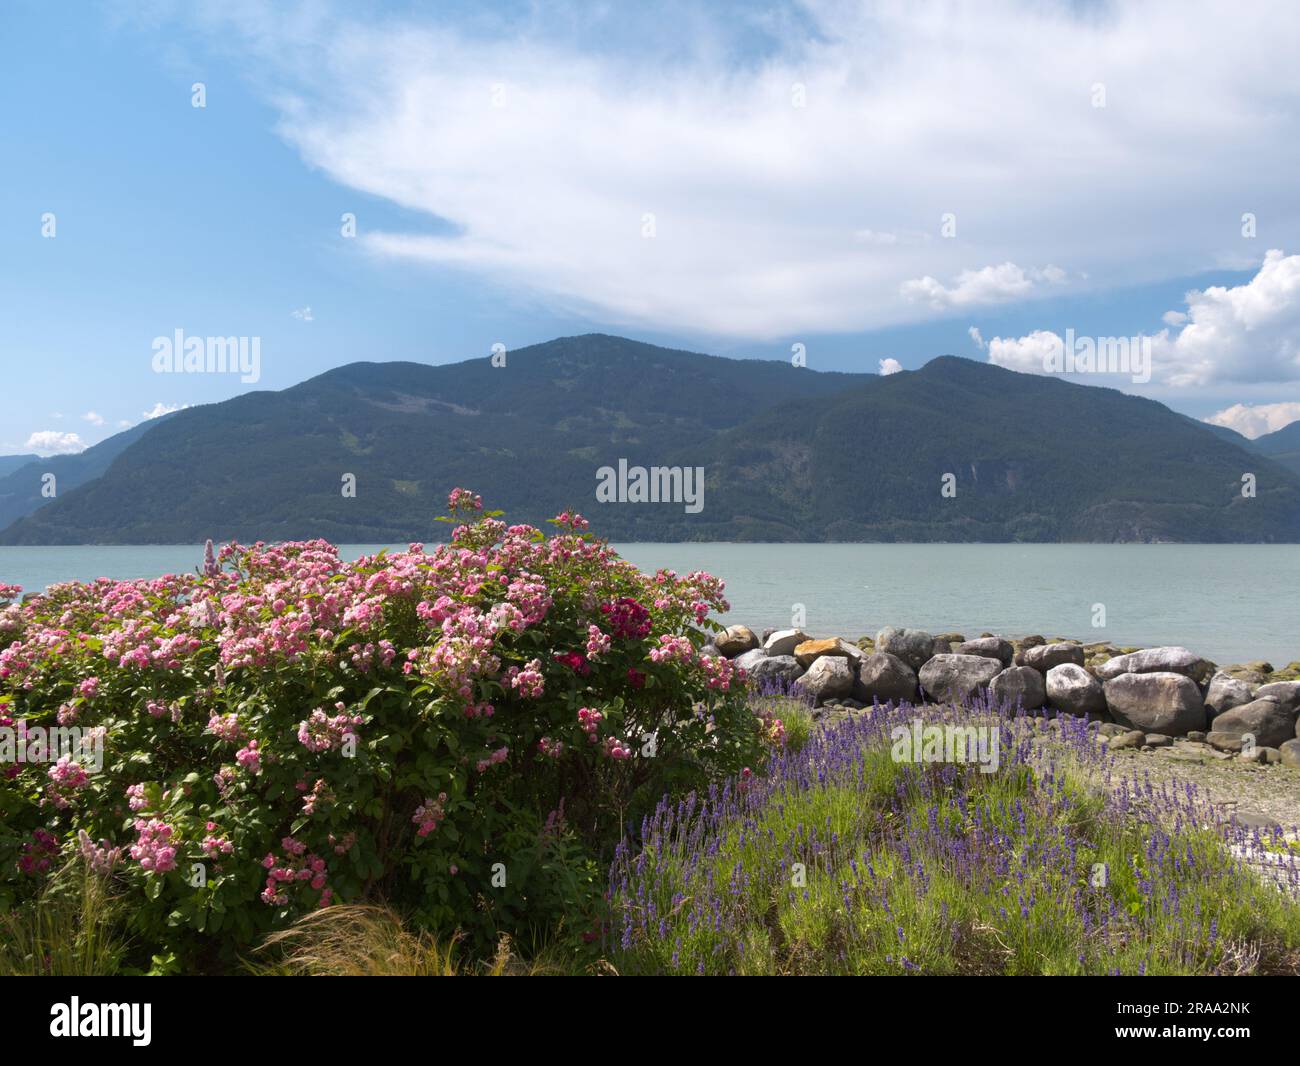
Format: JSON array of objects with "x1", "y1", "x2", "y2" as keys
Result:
[{"x1": 610, "y1": 697, "x2": 1300, "y2": 975}]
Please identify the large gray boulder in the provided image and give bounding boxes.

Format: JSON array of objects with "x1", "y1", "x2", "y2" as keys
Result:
[
  {"x1": 795, "y1": 655, "x2": 854, "y2": 705},
  {"x1": 715, "y1": 624, "x2": 759, "y2": 657},
  {"x1": 1204, "y1": 672, "x2": 1257, "y2": 719},
  {"x1": 1096, "y1": 646, "x2": 1209, "y2": 683},
  {"x1": 733, "y1": 648, "x2": 768, "y2": 674},
  {"x1": 918, "y1": 654, "x2": 1001, "y2": 706},
  {"x1": 875, "y1": 626, "x2": 936, "y2": 671},
  {"x1": 1209, "y1": 697, "x2": 1296, "y2": 750},
  {"x1": 1046, "y1": 663, "x2": 1107, "y2": 717},
  {"x1": 1023, "y1": 642, "x2": 1085, "y2": 673},
  {"x1": 852, "y1": 652, "x2": 919, "y2": 706},
  {"x1": 762, "y1": 628, "x2": 809, "y2": 657},
  {"x1": 989, "y1": 665, "x2": 1046, "y2": 710},
  {"x1": 1280, "y1": 739, "x2": 1300, "y2": 769},
  {"x1": 1102, "y1": 671, "x2": 1206, "y2": 735},
  {"x1": 1256, "y1": 681, "x2": 1300, "y2": 715},
  {"x1": 747, "y1": 654, "x2": 803, "y2": 687},
  {"x1": 956, "y1": 637, "x2": 1014, "y2": 667}
]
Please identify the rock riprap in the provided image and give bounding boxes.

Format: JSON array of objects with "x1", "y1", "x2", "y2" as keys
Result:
[{"x1": 707, "y1": 622, "x2": 1298, "y2": 764}]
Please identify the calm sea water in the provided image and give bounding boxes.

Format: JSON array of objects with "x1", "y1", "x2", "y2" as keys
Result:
[{"x1": 0, "y1": 543, "x2": 1295, "y2": 667}]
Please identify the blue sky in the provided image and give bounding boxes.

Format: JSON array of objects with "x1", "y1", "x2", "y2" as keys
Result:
[{"x1": 4, "y1": 0, "x2": 1300, "y2": 455}]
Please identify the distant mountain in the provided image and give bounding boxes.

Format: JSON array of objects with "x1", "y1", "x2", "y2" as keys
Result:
[
  {"x1": 1195, "y1": 420, "x2": 1256, "y2": 449},
  {"x1": 1248, "y1": 419, "x2": 1300, "y2": 478},
  {"x1": 0, "y1": 419, "x2": 173, "y2": 533},
  {"x1": 2, "y1": 336, "x2": 1298, "y2": 544},
  {"x1": 0, "y1": 454, "x2": 39, "y2": 478},
  {"x1": 0, "y1": 336, "x2": 867, "y2": 544}
]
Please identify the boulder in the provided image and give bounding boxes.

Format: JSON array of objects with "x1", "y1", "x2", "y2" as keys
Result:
[
  {"x1": 1107, "y1": 730, "x2": 1145, "y2": 751},
  {"x1": 1207, "y1": 731, "x2": 1245, "y2": 753},
  {"x1": 1279, "y1": 739, "x2": 1300, "y2": 769},
  {"x1": 917, "y1": 654, "x2": 1001, "y2": 706},
  {"x1": 1207, "y1": 697, "x2": 1295, "y2": 750},
  {"x1": 733, "y1": 648, "x2": 768, "y2": 674},
  {"x1": 956, "y1": 637, "x2": 1014, "y2": 667},
  {"x1": 715, "y1": 625, "x2": 759, "y2": 657},
  {"x1": 1096, "y1": 646, "x2": 1209, "y2": 683},
  {"x1": 1204, "y1": 672, "x2": 1256, "y2": 719},
  {"x1": 762, "y1": 628, "x2": 810, "y2": 657},
  {"x1": 747, "y1": 655, "x2": 804, "y2": 688},
  {"x1": 793, "y1": 637, "x2": 863, "y2": 668},
  {"x1": 794, "y1": 655, "x2": 854, "y2": 705},
  {"x1": 852, "y1": 652, "x2": 919, "y2": 706},
  {"x1": 700, "y1": 643, "x2": 721, "y2": 658},
  {"x1": 1102, "y1": 672, "x2": 1206, "y2": 736},
  {"x1": 1255, "y1": 681, "x2": 1300, "y2": 715},
  {"x1": 1023, "y1": 642, "x2": 1085, "y2": 673},
  {"x1": 988, "y1": 665, "x2": 1046, "y2": 710},
  {"x1": 874, "y1": 626, "x2": 936, "y2": 671},
  {"x1": 1045, "y1": 663, "x2": 1107, "y2": 717}
]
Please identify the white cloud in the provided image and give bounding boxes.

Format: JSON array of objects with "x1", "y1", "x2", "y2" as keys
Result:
[
  {"x1": 143, "y1": 402, "x2": 188, "y2": 420},
  {"x1": 1150, "y1": 249, "x2": 1300, "y2": 386},
  {"x1": 164, "y1": 1, "x2": 1300, "y2": 339},
  {"x1": 878, "y1": 357, "x2": 903, "y2": 375},
  {"x1": 82, "y1": 411, "x2": 105, "y2": 426},
  {"x1": 986, "y1": 330, "x2": 1063, "y2": 375},
  {"x1": 980, "y1": 251, "x2": 1300, "y2": 386},
  {"x1": 1204, "y1": 402, "x2": 1300, "y2": 439},
  {"x1": 291, "y1": 306, "x2": 314, "y2": 322},
  {"x1": 25, "y1": 430, "x2": 86, "y2": 456},
  {"x1": 968, "y1": 326, "x2": 985, "y2": 351},
  {"x1": 901, "y1": 263, "x2": 1066, "y2": 310}
]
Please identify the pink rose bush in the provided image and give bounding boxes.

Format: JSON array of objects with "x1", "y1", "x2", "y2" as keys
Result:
[{"x1": 0, "y1": 492, "x2": 758, "y2": 965}]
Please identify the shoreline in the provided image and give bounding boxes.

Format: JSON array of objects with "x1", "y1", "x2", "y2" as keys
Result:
[{"x1": 714, "y1": 623, "x2": 1300, "y2": 769}]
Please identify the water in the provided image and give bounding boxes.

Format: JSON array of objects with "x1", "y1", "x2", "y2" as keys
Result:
[{"x1": 0, "y1": 543, "x2": 1295, "y2": 667}]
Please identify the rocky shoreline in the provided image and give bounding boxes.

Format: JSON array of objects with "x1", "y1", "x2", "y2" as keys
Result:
[{"x1": 712, "y1": 624, "x2": 1300, "y2": 769}]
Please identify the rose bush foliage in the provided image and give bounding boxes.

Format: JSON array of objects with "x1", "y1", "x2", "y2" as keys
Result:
[{"x1": 0, "y1": 492, "x2": 759, "y2": 967}]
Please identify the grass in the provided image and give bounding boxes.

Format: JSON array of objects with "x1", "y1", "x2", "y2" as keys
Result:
[
  {"x1": 253, "y1": 904, "x2": 565, "y2": 976},
  {"x1": 0, "y1": 857, "x2": 129, "y2": 976},
  {"x1": 610, "y1": 700, "x2": 1300, "y2": 975}
]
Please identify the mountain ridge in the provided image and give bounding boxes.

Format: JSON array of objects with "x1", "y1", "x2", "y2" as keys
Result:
[{"x1": 2, "y1": 335, "x2": 1297, "y2": 545}]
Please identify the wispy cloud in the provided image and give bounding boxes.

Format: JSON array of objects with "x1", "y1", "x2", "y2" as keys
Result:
[
  {"x1": 160, "y1": 0, "x2": 1300, "y2": 340},
  {"x1": 901, "y1": 263, "x2": 1065, "y2": 311}
]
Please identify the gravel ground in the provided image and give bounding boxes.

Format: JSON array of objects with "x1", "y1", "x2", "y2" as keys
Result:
[{"x1": 1105, "y1": 741, "x2": 1300, "y2": 831}]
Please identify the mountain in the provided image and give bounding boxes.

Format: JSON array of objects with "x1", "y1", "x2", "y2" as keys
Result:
[
  {"x1": 0, "y1": 336, "x2": 867, "y2": 544},
  {"x1": 0, "y1": 418, "x2": 174, "y2": 533},
  {"x1": 672, "y1": 357, "x2": 1300, "y2": 541},
  {"x1": 2, "y1": 336, "x2": 1298, "y2": 544},
  {"x1": 1248, "y1": 419, "x2": 1300, "y2": 478},
  {"x1": 1195, "y1": 420, "x2": 1257, "y2": 450},
  {"x1": 0, "y1": 454, "x2": 39, "y2": 478}
]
